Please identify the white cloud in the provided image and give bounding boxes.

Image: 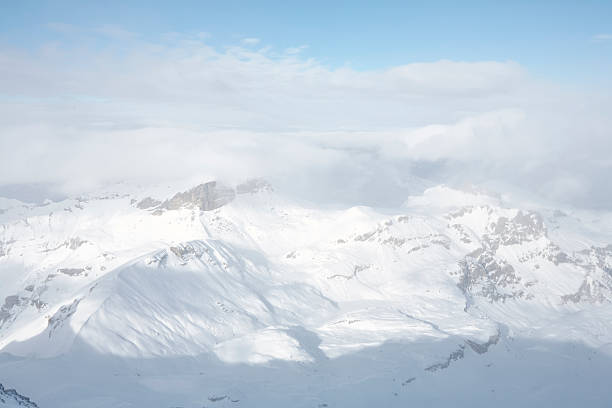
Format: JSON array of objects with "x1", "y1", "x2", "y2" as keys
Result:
[
  {"x1": 0, "y1": 32, "x2": 610, "y2": 208},
  {"x1": 93, "y1": 24, "x2": 139, "y2": 40},
  {"x1": 45, "y1": 22, "x2": 78, "y2": 34},
  {"x1": 592, "y1": 33, "x2": 612, "y2": 41},
  {"x1": 285, "y1": 45, "x2": 308, "y2": 54},
  {"x1": 241, "y1": 37, "x2": 260, "y2": 45}
]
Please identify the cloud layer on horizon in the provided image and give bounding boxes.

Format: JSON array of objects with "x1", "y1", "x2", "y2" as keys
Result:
[{"x1": 0, "y1": 31, "x2": 610, "y2": 208}]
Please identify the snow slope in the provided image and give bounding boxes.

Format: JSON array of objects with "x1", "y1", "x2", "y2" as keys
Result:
[{"x1": 0, "y1": 180, "x2": 611, "y2": 407}]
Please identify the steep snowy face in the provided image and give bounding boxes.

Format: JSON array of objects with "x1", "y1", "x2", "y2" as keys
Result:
[
  {"x1": 4, "y1": 239, "x2": 335, "y2": 360},
  {"x1": 0, "y1": 182, "x2": 611, "y2": 407}
]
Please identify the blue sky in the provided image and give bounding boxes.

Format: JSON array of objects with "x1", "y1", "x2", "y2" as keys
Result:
[{"x1": 2, "y1": 0, "x2": 611, "y2": 84}]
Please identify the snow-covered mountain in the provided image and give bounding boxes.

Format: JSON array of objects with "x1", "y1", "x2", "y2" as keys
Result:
[{"x1": 1, "y1": 180, "x2": 611, "y2": 407}]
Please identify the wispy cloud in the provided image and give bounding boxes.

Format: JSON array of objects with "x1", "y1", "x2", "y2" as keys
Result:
[
  {"x1": 285, "y1": 45, "x2": 308, "y2": 54},
  {"x1": 592, "y1": 33, "x2": 612, "y2": 42},
  {"x1": 45, "y1": 22, "x2": 78, "y2": 34},
  {"x1": 93, "y1": 24, "x2": 138, "y2": 40},
  {"x1": 241, "y1": 37, "x2": 260, "y2": 45},
  {"x1": 46, "y1": 22, "x2": 139, "y2": 40}
]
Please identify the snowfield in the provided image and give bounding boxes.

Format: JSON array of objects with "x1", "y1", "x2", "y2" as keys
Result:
[{"x1": 1, "y1": 181, "x2": 611, "y2": 407}]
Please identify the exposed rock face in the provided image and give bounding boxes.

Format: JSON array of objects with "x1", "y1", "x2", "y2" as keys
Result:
[
  {"x1": 562, "y1": 275, "x2": 612, "y2": 304},
  {"x1": 484, "y1": 210, "x2": 546, "y2": 250},
  {"x1": 57, "y1": 268, "x2": 85, "y2": 276},
  {"x1": 424, "y1": 332, "x2": 501, "y2": 373},
  {"x1": 457, "y1": 248, "x2": 525, "y2": 303},
  {"x1": 136, "y1": 197, "x2": 161, "y2": 210},
  {"x1": 465, "y1": 331, "x2": 500, "y2": 354},
  {"x1": 576, "y1": 245, "x2": 612, "y2": 275},
  {"x1": 161, "y1": 182, "x2": 236, "y2": 212},
  {"x1": 0, "y1": 288, "x2": 48, "y2": 330},
  {"x1": 449, "y1": 223, "x2": 473, "y2": 243},
  {"x1": 40, "y1": 237, "x2": 89, "y2": 253},
  {"x1": 137, "y1": 180, "x2": 271, "y2": 213},
  {"x1": 0, "y1": 238, "x2": 15, "y2": 258},
  {"x1": 68, "y1": 237, "x2": 87, "y2": 250},
  {"x1": 0, "y1": 383, "x2": 39, "y2": 407},
  {"x1": 0, "y1": 296, "x2": 23, "y2": 327},
  {"x1": 425, "y1": 345, "x2": 465, "y2": 372},
  {"x1": 169, "y1": 242, "x2": 205, "y2": 264},
  {"x1": 47, "y1": 299, "x2": 80, "y2": 338},
  {"x1": 147, "y1": 241, "x2": 222, "y2": 267},
  {"x1": 351, "y1": 216, "x2": 451, "y2": 252},
  {"x1": 452, "y1": 209, "x2": 549, "y2": 305},
  {"x1": 450, "y1": 205, "x2": 612, "y2": 306}
]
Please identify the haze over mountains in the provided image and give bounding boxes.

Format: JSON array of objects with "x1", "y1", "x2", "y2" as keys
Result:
[
  {"x1": 0, "y1": 179, "x2": 611, "y2": 407},
  {"x1": 2, "y1": 2, "x2": 612, "y2": 407}
]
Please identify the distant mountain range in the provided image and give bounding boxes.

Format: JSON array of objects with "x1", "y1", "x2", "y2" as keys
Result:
[{"x1": 1, "y1": 180, "x2": 611, "y2": 407}]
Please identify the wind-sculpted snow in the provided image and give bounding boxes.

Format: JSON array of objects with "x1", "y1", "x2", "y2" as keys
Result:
[
  {"x1": 0, "y1": 183, "x2": 611, "y2": 407},
  {"x1": 78, "y1": 240, "x2": 336, "y2": 359}
]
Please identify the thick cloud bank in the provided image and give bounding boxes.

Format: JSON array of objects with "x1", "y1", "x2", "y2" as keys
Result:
[{"x1": 0, "y1": 32, "x2": 610, "y2": 207}]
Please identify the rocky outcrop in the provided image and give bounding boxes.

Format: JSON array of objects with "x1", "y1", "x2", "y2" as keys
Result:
[
  {"x1": 0, "y1": 383, "x2": 38, "y2": 407},
  {"x1": 352, "y1": 217, "x2": 451, "y2": 252},
  {"x1": 484, "y1": 210, "x2": 546, "y2": 250},
  {"x1": 465, "y1": 331, "x2": 500, "y2": 354},
  {"x1": 456, "y1": 248, "x2": 526, "y2": 303},
  {"x1": 425, "y1": 345, "x2": 465, "y2": 372},
  {"x1": 451, "y1": 208, "x2": 611, "y2": 305},
  {"x1": 47, "y1": 299, "x2": 80, "y2": 338},
  {"x1": 0, "y1": 296, "x2": 23, "y2": 328},
  {"x1": 575, "y1": 245, "x2": 612, "y2": 275},
  {"x1": 137, "y1": 179, "x2": 272, "y2": 213},
  {"x1": 161, "y1": 182, "x2": 235, "y2": 212},
  {"x1": 136, "y1": 197, "x2": 161, "y2": 209},
  {"x1": 327, "y1": 264, "x2": 371, "y2": 280},
  {"x1": 169, "y1": 242, "x2": 207, "y2": 264},
  {"x1": 68, "y1": 237, "x2": 87, "y2": 250},
  {"x1": 0, "y1": 287, "x2": 48, "y2": 330},
  {"x1": 561, "y1": 275, "x2": 612, "y2": 304},
  {"x1": 425, "y1": 331, "x2": 501, "y2": 373},
  {"x1": 57, "y1": 268, "x2": 85, "y2": 276}
]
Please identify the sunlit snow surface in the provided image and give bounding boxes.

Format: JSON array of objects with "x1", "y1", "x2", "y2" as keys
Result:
[{"x1": 0, "y1": 183, "x2": 611, "y2": 407}]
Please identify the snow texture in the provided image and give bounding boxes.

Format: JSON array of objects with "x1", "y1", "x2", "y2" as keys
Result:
[{"x1": 1, "y1": 181, "x2": 611, "y2": 407}]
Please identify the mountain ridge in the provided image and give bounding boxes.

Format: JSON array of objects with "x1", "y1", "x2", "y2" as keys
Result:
[{"x1": 0, "y1": 181, "x2": 611, "y2": 407}]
